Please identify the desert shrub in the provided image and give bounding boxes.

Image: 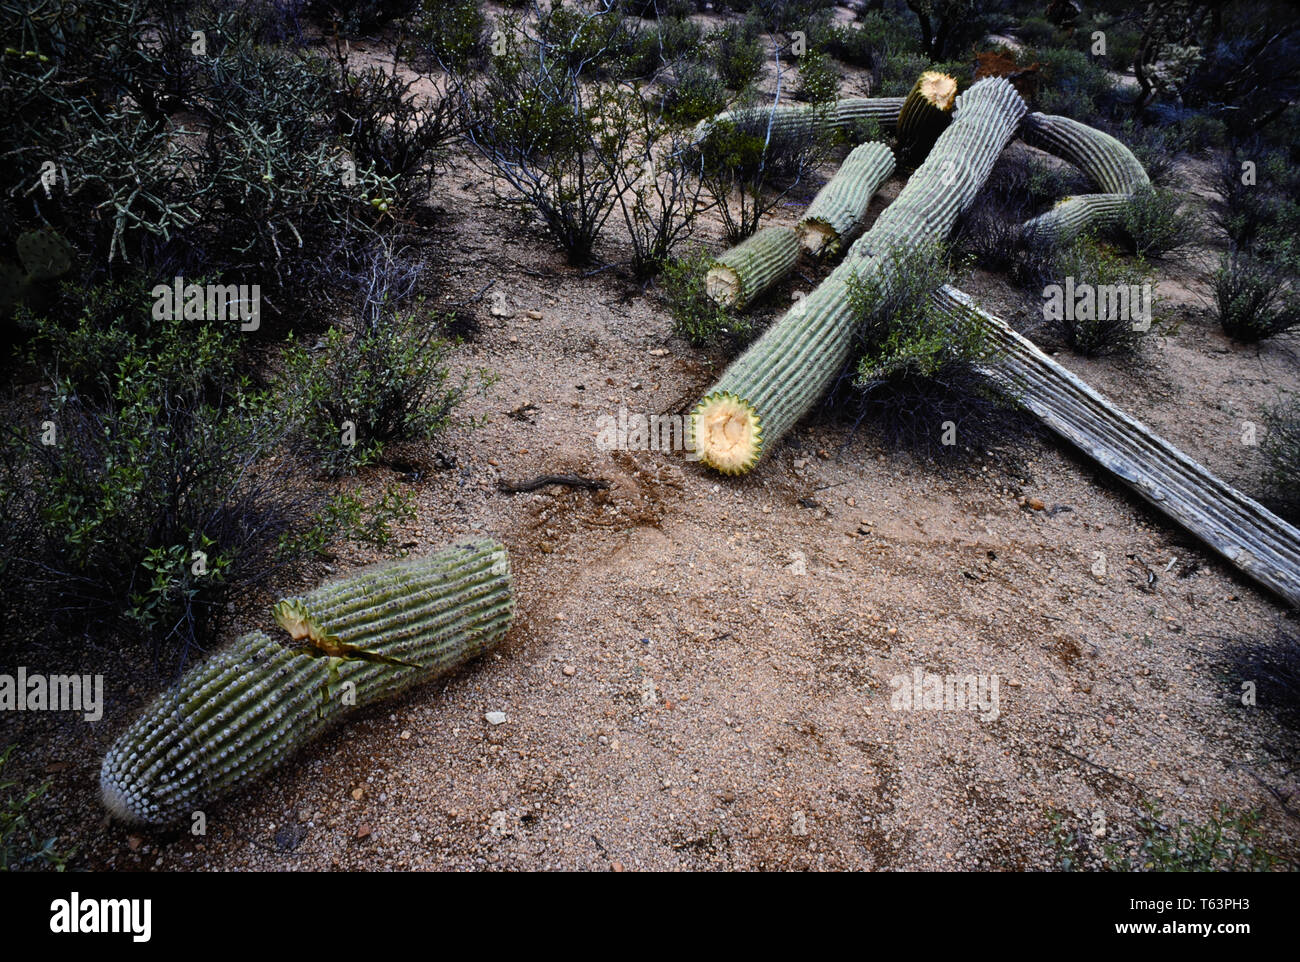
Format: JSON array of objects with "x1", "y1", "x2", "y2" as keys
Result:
[
  {"x1": 1031, "y1": 46, "x2": 1122, "y2": 124},
  {"x1": 1050, "y1": 801, "x2": 1284, "y2": 872},
  {"x1": 713, "y1": 15, "x2": 767, "y2": 90},
  {"x1": 420, "y1": 0, "x2": 488, "y2": 71},
  {"x1": 613, "y1": 117, "x2": 705, "y2": 279},
  {"x1": 1038, "y1": 238, "x2": 1155, "y2": 356},
  {"x1": 1213, "y1": 251, "x2": 1298, "y2": 343},
  {"x1": 1115, "y1": 187, "x2": 1192, "y2": 258},
  {"x1": 459, "y1": 27, "x2": 630, "y2": 263},
  {"x1": 880, "y1": 51, "x2": 934, "y2": 96},
  {"x1": 854, "y1": 9, "x2": 926, "y2": 59},
  {"x1": 0, "y1": 311, "x2": 411, "y2": 656},
  {"x1": 664, "y1": 62, "x2": 728, "y2": 125},
  {"x1": 310, "y1": 0, "x2": 417, "y2": 34},
  {"x1": 1013, "y1": 16, "x2": 1061, "y2": 49},
  {"x1": 661, "y1": 249, "x2": 749, "y2": 347},
  {"x1": 796, "y1": 49, "x2": 839, "y2": 104},
  {"x1": 0, "y1": 746, "x2": 72, "y2": 871},
  {"x1": 818, "y1": 21, "x2": 883, "y2": 71},
  {"x1": 843, "y1": 242, "x2": 1008, "y2": 455},
  {"x1": 282, "y1": 304, "x2": 484, "y2": 475},
  {"x1": 1259, "y1": 395, "x2": 1300, "y2": 525},
  {"x1": 692, "y1": 101, "x2": 831, "y2": 242},
  {"x1": 537, "y1": 0, "x2": 637, "y2": 74},
  {"x1": 616, "y1": 13, "x2": 697, "y2": 78},
  {"x1": 719, "y1": 0, "x2": 835, "y2": 33}
]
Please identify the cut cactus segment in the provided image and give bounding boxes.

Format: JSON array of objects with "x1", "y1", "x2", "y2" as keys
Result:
[
  {"x1": 797, "y1": 141, "x2": 896, "y2": 256},
  {"x1": 690, "y1": 78, "x2": 1028, "y2": 474},
  {"x1": 100, "y1": 540, "x2": 514, "y2": 826},
  {"x1": 689, "y1": 391, "x2": 763, "y2": 475},
  {"x1": 691, "y1": 96, "x2": 905, "y2": 146},
  {"x1": 896, "y1": 72, "x2": 959, "y2": 162},
  {"x1": 705, "y1": 226, "x2": 801, "y2": 309},
  {"x1": 1022, "y1": 193, "x2": 1132, "y2": 245}
]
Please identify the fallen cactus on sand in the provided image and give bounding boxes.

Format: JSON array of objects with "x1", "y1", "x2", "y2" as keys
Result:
[
  {"x1": 797, "y1": 141, "x2": 896, "y2": 257},
  {"x1": 100, "y1": 540, "x2": 514, "y2": 826}
]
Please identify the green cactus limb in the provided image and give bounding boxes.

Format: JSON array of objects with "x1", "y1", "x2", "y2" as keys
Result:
[
  {"x1": 691, "y1": 96, "x2": 905, "y2": 146},
  {"x1": 1022, "y1": 193, "x2": 1132, "y2": 246},
  {"x1": 1018, "y1": 112, "x2": 1149, "y2": 195},
  {"x1": 797, "y1": 141, "x2": 896, "y2": 256},
  {"x1": 895, "y1": 72, "x2": 958, "y2": 162},
  {"x1": 689, "y1": 79, "x2": 1028, "y2": 474},
  {"x1": 100, "y1": 540, "x2": 514, "y2": 826},
  {"x1": 705, "y1": 226, "x2": 801, "y2": 310},
  {"x1": 16, "y1": 228, "x2": 72, "y2": 281}
]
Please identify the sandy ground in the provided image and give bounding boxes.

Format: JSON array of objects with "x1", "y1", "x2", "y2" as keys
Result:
[{"x1": 4, "y1": 23, "x2": 1299, "y2": 872}]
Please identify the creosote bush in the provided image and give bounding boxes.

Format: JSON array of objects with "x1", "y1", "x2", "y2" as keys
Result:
[
  {"x1": 1259, "y1": 394, "x2": 1300, "y2": 526},
  {"x1": 661, "y1": 249, "x2": 750, "y2": 348},
  {"x1": 1116, "y1": 187, "x2": 1192, "y2": 258},
  {"x1": 1039, "y1": 238, "x2": 1155, "y2": 357},
  {"x1": 1213, "y1": 251, "x2": 1298, "y2": 343},
  {"x1": 712, "y1": 15, "x2": 766, "y2": 91},
  {"x1": 842, "y1": 242, "x2": 1007, "y2": 456},
  {"x1": 281, "y1": 303, "x2": 487, "y2": 475}
]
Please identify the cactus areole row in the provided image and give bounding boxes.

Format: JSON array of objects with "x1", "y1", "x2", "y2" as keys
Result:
[{"x1": 100, "y1": 540, "x2": 514, "y2": 826}]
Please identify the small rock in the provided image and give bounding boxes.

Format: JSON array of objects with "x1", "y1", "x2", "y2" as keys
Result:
[
  {"x1": 1027, "y1": 497, "x2": 1045, "y2": 511},
  {"x1": 400, "y1": 730, "x2": 411, "y2": 740},
  {"x1": 351, "y1": 786, "x2": 365, "y2": 801},
  {"x1": 562, "y1": 665, "x2": 576, "y2": 677},
  {"x1": 356, "y1": 824, "x2": 372, "y2": 840},
  {"x1": 485, "y1": 711, "x2": 508, "y2": 725},
  {"x1": 649, "y1": 348, "x2": 670, "y2": 357},
  {"x1": 611, "y1": 861, "x2": 624, "y2": 872},
  {"x1": 526, "y1": 309, "x2": 543, "y2": 319}
]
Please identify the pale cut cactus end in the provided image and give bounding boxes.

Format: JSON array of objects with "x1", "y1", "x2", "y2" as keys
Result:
[{"x1": 690, "y1": 391, "x2": 763, "y2": 474}]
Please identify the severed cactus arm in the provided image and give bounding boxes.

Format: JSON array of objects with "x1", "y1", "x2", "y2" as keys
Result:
[
  {"x1": 797, "y1": 141, "x2": 896, "y2": 257},
  {"x1": 691, "y1": 96, "x2": 905, "y2": 146},
  {"x1": 100, "y1": 540, "x2": 514, "y2": 826},
  {"x1": 895, "y1": 72, "x2": 958, "y2": 163},
  {"x1": 689, "y1": 79, "x2": 1028, "y2": 475},
  {"x1": 1017, "y1": 112, "x2": 1150, "y2": 245},
  {"x1": 705, "y1": 226, "x2": 801, "y2": 310}
]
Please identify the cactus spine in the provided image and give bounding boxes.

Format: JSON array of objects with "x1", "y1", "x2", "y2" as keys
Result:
[
  {"x1": 797, "y1": 141, "x2": 896, "y2": 256},
  {"x1": 705, "y1": 226, "x2": 801, "y2": 309},
  {"x1": 100, "y1": 540, "x2": 514, "y2": 826},
  {"x1": 689, "y1": 79, "x2": 1028, "y2": 474},
  {"x1": 895, "y1": 72, "x2": 958, "y2": 162}
]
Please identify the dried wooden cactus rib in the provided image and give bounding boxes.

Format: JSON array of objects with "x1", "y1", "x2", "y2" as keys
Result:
[
  {"x1": 705, "y1": 226, "x2": 800, "y2": 310},
  {"x1": 100, "y1": 540, "x2": 514, "y2": 826},
  {"x1": 689, "y1": 78, "x2": 1028, "y2": 475},
  {"x1": 797, "y1": 141, "x2": 896, "y2": 257}
]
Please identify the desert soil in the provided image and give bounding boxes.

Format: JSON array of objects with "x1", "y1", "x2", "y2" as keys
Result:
[{"x1": 5, "y1": 28, "x2": 1299, "y2": 872}]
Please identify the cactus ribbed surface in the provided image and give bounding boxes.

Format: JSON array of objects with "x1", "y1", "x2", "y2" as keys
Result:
[
  {"x1": 690, "y1": 79, "x2": 1028, "y2": 474},
  {"x1": 1022, "y1": 192, "x2": 1132, "y2": 245},
  {"x1": 705, "y1": 226, "x2": 801, "y2": 309},
  {"x1": 1017, "y1": 113, "x2": 1149, "y2": 244},
  {"x1": 691, "y1": 96, "x2": 905, "y2": 146},
  {"x1": 895, "y1": 72, "x2": 958, "y2": 162},
  {"x1": 797, "y1": 141, "x2": 896, "y2": 256},
  {"x1": 100, "y1": 540, "x2": 514, "y2": 826}
]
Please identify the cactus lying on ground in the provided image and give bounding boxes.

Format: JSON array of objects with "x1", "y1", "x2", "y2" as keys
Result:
[
  {"x1": 1, "y1": 228, "x2": 73, "y2": 316},
  {"x1": 691, "y1": 96, "x2": 905, "y2": 146},
  {"x1": 689, "y1": 79, "x2": 1028, "y2": 474},
  {"x1": 895, "y1": 72, "x2": 958, "y2": 162},
  {"x1": 100, "y1": 540, "x2": 514, "y2": 826},
  {"x1": 1018, "y1": 113, "x2": 1149, "y2": 244},
  {"x1": 797, "y1": 141, "x2": 896, "y2": 257},
  {"x1": 705, "y1": 225, "x2": 801, "y2": 310}
]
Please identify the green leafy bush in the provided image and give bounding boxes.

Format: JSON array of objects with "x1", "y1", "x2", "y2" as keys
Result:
[
  {"x1": 1116, "y1": 187, "x2": 1193, "y2": 258},
  {"x1": 420, "y1": 0, "x2": 487, "y2": 70},
  {"x1": 664, "y1": 62, "x2": 728, "y2": 125},
  {"x1": 796, "y1": 49, "x2": 839, "y2": 104},
  {"x1": 281, "y1": 304, "x2": 486, "y2": 475},
  {"x1": 661, "y1": 249, "x2": 749, "y2": 347},
  {"x1": 1039, "y1": 238, "x2": 1155, "y2": 356},
  {"x1": 713, "y1": 15, "x2": 767, "y2": 90},
  {"x1": 1213, "y1": 251, "x2": 1298, "y2": 343},
  {"x1": 1, "y1": 746, "x2": 72, "y2": 872}
]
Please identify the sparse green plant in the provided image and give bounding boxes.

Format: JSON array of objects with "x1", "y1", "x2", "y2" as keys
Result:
[
  {"x1": 1040, "y1": 237, "x2": 1155, "y2": 356},
  {"x1": 1116, "y1": 187, "x2": 1192, "y2": 258},
  {"x1": 662, "y1": 248, "x2": 750, "y2": 347},
  {"x1": 1213, "y1": 250, "x2": 1298, "y2": 342},
  {"x1": 796, "y1": 49, "x2": 839, "y2": 104},
  {"x1": 1, "y1": 746, "x2": 73, "y2": 871},
  {"x1": 713, "y1": 15, "x2": 766, "y2": 90},
  {"x1": 1259, "y1": 394, "x2": 1300, "y2": 525}
]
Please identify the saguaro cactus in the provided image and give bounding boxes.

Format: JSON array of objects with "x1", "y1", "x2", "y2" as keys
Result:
[
  {"x1": 1018, "y1": 112, "x2": 1150, "y2": 244},
  {"x1": 100, "y1": 540, "x2": 514, "y2": 826},
  {"x1": 705, "y1": 225, "x2": 801, "y2": 309},
  {"x1": 895, "y1": 72, "x2": 959, "y2": 162},
  {"x1": 689, "y1": 78, "x2": 1028, "y2": 474},
  {"x1": 797, "y1": 141, "x2": 896, "y2": 256},
  {"x1": 691, "y1": 96, "x2": 906, "y2": 146}
]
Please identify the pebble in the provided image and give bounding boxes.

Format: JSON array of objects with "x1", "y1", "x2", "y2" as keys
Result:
[
  {"x1": 562, "y1": 665, "x2": 576, "y2": 676},
  {"x1": 485, "y1": 711, "x2": 508, "y2": 725}
]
